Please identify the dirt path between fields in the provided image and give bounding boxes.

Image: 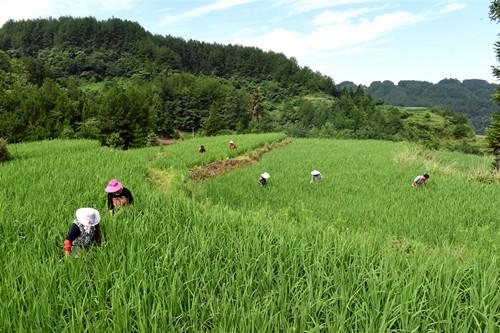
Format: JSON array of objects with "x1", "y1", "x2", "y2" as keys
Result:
[{"x1": 189, "y1": 138, "x2": 292, "y2": 181}]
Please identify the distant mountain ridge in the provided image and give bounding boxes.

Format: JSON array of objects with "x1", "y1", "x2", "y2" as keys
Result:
[{"x1": 339, "y1": 79, "x2": 499, "y2": 133}]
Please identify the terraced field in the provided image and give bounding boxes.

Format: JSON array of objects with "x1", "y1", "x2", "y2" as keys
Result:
[{"x1": 0, "y1": 134, "x2": 498, "y2": 332}]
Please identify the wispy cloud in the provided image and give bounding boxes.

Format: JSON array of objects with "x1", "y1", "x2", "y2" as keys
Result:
[
  {"x1": 53, "y1": 0, "x2": 135, "y2": 14},
  {"x1": 233, "y1": 0, "x2": 468, "y2": 70},
  {"x1": 271, "y1": 0, "x2": 379, "y2": 13},
  {"x1": 0, "y1": 0, "x2": 53, "y2": 26},
  {"x1": 0, "y1": 0, "x2": 136, "y2": 27},
  {"x1": 160, "y1": 0, "x2": 257, "y2": 26},
  {"x1": 313, "y1": 4, "x2": 389, "y2": 26},
  {"x1": 441, "y1": 2, "x2": 467, "y2": 14},
  {"x1": 233, "y1": 10, "x2": 423, "y2": 60}
]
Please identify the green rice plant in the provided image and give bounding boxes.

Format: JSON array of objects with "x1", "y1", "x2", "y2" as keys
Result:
[
  {"x1": 0, "y1": 136, "x2": 498, "y2": 332},
  {"x1": 151, "y1": 133, "x2": 287, "y2": 170}
]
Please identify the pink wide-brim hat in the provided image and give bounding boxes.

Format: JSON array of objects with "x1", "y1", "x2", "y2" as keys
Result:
[{"x1": 105, "y1": 179, "x2": 123, "y2": 193}]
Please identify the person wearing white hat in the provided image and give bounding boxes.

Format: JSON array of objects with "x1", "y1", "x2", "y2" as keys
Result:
[
  {"x1": 310, "y1": 170, "x2": 322, "y2": 183},
  {"x1": 64, "y1": 208, "x2": 101, "y2": 257},
  {"x1": 259, "y1": 172, "x2": 270, "y2": 186},
  {"x1": 229, "y1": 140, "x2": 237, "y2": 150}
]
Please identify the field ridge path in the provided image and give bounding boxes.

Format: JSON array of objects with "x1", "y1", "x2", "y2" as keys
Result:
[{"x1": 188, "y1": 138, "x2": 292, "y2": 181}]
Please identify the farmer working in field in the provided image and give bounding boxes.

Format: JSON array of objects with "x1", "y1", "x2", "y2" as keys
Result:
[
  {"x1": 412, "y1": 174, "x2": 430, "y2": 188},
  {"x1": 259, "y1": 172, "x2": 270, "y2": 186},
  {"x1": 105, "y1": 179, "x2": 134, "y2": 216},
  {"x1": 199, "y1": 145, "x2": 206, "y2": 153},
  {"x1": 64, "y1": 208, "x2": 101, "y2": 257},
  {"x1": 310, "y1": 170, "x2": 322, "y2": 183},
  {"x1": 229, "y1": 140, "x2": 237, "y2": 150}
]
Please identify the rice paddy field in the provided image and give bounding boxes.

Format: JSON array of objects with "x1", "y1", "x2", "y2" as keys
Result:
[{"x1": 0, "y1": 134, "x2": 498, "y2": 332}]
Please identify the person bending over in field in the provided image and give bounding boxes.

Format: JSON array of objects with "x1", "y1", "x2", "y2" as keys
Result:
[
  {"x1": 199, "y1": 145, "x2": 206, "y2": 153},
  {"x1": 64, "y1": 208, "x2": 101, "y2": 257},
  {"x1": 310, "y1": 170, "x2": 322, "y2": 183},
  {"x1": 105, "y1": 179, "x2": 134, "y2": 216},
  {"x1": 259, "y1": 172, "x2": 270, "y2": 186},
  {"x1": 412, "y1": 174, "x2": 429, "y2": 188},
  {"x1": 229, "y1": 140, "x2": 237, "y2": 150}
]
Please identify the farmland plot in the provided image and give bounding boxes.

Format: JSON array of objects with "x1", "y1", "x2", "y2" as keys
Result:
[{"x1": 0, "y1": 136, "x2": 498, "y2": 332}]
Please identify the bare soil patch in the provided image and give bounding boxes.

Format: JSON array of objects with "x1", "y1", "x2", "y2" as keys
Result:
[{"x1": 189, "y1": 139, "x2": 292, "y2": 181}]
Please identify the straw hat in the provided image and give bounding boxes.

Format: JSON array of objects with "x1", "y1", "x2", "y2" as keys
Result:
[
  {"x1": 75, "y1": 208, "x2": 100, "y2": 227},
  {"x1": 229, "y1": 140, "x2": 234, "y2": 144},
  {"x1": 311, "y1": 170, "x2": 321, "y2": 176},
  {"x1": 105, "y1": 179, "x2": 123, "y2": 193},
  {"x1": 261, "y1": 172, "x2": 270, "y2": 179}
]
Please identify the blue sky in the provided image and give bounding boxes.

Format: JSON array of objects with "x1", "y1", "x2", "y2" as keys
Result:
[{"x1": 1, "y1": 0, "x2": 498, "y2": 85}]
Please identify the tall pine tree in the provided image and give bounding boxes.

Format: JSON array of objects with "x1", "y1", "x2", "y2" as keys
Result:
[
  {"x1": 487, "y1": 113, "x2": 500, "y2": 171},
  {"x1": 251, "y1": 87, "x2": 263, "y2": 121},
  {"x1": 488, "y1": 1, "x2": 500, "y2": 171}
]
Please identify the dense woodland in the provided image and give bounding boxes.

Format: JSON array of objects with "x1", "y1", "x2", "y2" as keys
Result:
[
  {"x1": 0, "y1": 17, "x2": 475, "y2": 148},
  {"x1": 338, "y1": 79, "x2": 499, "y2": 134}
]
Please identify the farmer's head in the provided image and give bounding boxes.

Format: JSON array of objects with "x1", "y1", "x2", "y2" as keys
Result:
[
  {"x1": 105, "y1": 179, "x2": 123, "y2": 194},
  {"x1": 423, "y1": 174, "x2": 430, "y2": 179}
]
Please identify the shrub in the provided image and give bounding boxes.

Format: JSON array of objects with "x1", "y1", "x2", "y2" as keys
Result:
[
  {"x1": 172, "y1": 131, "x2": 181, "y2": 140},
  {"x1": 146, "y1": 131, "x2": 159, "y2": 147},
  {"x1": 78, "y1": 118, "x2": 100, "y2": 139},
  {"x1": 105, "y1": 132, "x2": 124, "y2": 148},
  {"x1": 446, "y1": 141, "x2": 484, "y2": 155},
  {"x1": 0, "y1": 138, "x2": 12, "y2": 163},
  {"x1": 60, "y1": 126, "x2": 76, "y2": 139}
]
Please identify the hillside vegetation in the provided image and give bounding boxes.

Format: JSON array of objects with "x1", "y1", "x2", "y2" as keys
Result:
[
  {"x1": 357, "y1": 79, "x2": 499, "y2": 134},
  {"x1": 0, "y1": 17, "x2": 475, "y2": 147},
  {"x1": 0, "y1": 135, "x2": 498, "y2": 331}
]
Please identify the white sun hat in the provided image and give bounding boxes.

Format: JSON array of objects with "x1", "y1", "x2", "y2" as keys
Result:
[
  {"x1": 75, "y1": 208, "x2": 101, "y2": 227},
  {"x1": 311, "y1": 170, "x2": 321, "y2": 176},
  {"x1": 229, "y1": 140, "x2": 234, "y2": 144},
  {"x1": 261, "y1": 172, "x2": 270, "y2": 179}
]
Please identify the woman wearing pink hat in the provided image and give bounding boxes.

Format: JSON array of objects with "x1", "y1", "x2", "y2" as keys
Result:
[
  {"x1": 105, "y1": 179, "x2": 134, "y2": 216},
  {"x1": 64, "y1": 208, "x2": 101, "y2": 257}
]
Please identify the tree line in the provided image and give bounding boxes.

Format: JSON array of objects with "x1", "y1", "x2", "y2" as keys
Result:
[
  {"x1": 344, "y1": 79, "x2": 499, "y2": 134},
  {"x1": 0, "y1": 17, "x2": 475, "y2": 150}
]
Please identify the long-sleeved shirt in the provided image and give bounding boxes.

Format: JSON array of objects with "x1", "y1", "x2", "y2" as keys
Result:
[
  {"x1": 64, "y1": 223, "x2": 101, "y2": 253},
  {"x1": 107, "y1": 187, "x2": 134, "y2": 212}
]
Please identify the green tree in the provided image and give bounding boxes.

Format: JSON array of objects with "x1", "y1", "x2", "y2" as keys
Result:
[
  {"x1": 487, "y1": 112, "x2": 500, "y2": 171},
  {"x1": 251, "y1": 87, "x2": 263, "y2": 120},
  {"x1": 203, "y1": 105, "x2": 222, "y2": 136},
  {"x1": 488, "y1": 1, "x2": 500, "y2": 171},
  {"x1": 0, "y1": 50, "x2": 11, "y2": 72},
  {"x1": 97, "y1": 83, "x2": 154, "y2": 149},
  {"x1": 491, "y1": 0, "x2": 500, "y2": 104},
  {"x1": 0, "y1": 138, "x2": 12, "y2": 162}
]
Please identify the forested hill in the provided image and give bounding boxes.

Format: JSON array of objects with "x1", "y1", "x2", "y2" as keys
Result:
[
  {"x1": 353, "y1": 79, "x2": 498, "y2": 134},
  {"x1": 0, "y1": 17, "x2": 475, "y2": 148},
  {"x1": 0, "y1": 17, "x2": 336, "y2": 95}
]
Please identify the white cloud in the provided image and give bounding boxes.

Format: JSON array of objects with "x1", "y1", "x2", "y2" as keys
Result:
[
  {"x1": 441, "y1": 2, "x2": 467, "y2": 14},
  {"x1": 233, "y1": 11, "x2": 422, "y2": 60},
  {"x1": 0, "y1": 0, "x2": 53, "y2": 26},
  {"x1": 160, "y1": 0, "x2": 257, "y2": 26},
  {"x1": 331, "y1": 47, "x2": 375, "y2": 56},
  {"x1": 51, "y1": 0, "x2": 135, "y2": 15},
  {"x1": 313, "y1": 4, "x2": 388, "y2": 25},
  {"x1": 0, "y1": 0, "x2": 136, "y2": 27},
  {"x1": 271, "y1": 0, "x2": 379, "y2": 13}
]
